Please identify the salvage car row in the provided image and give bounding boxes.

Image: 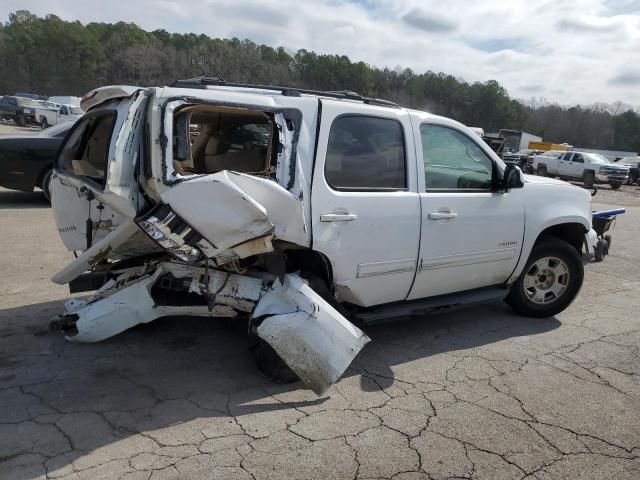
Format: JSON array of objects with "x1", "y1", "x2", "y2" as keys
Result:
[
  {"x1": 502, "y1": 148, "x2": 638, "y2": 189},
  {"x1": 0, "y1": 93, "x2": 83, "y2": 128}
]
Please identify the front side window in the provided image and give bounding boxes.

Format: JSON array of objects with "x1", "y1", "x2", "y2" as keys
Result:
[
  {"x1": 325, "y1": 116, "x2": 406, "y2": 190},
  {"x1": 421, "y1": 124, "x2": 493, "y2": 190}
]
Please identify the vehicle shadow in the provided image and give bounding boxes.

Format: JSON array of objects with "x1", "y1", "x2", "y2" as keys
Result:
[
  {"x1": 0, "y1": 299, "x2": 560, "y2": 478},
  {"x1": 0, "y1": 189, "x2": 49, "y2": 209}
]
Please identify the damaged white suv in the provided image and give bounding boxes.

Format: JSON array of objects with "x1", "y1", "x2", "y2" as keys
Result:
[{"x1": 49, "y1": 78, "x2": 597, "y2": 394}]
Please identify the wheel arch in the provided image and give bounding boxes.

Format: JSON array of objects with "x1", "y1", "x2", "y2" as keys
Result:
[
  {"x1": 283, "y1": 248, "x2": 334, "y2": 287},
  {"x1": 534, "y1": 222, "x2": 588, "y2": 253},
  {"x1": 508, "y1": 217, "x2": 590, "y2": 284},
  {"x1": 35, "y1": 163, "x2": 53, "y2": 188}
]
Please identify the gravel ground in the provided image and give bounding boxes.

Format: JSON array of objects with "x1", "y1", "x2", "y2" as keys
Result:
[{"x1": 0, "y1": 168, "x2": 639, "y2": 479}]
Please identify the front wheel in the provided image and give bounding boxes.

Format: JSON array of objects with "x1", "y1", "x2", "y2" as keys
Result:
[
  {"x1": 584, "y1": 171, "x2": 595, "y2": 187},
  {"x1": 506, "y1": 237, "x2": 584, "y2": 318},
  {"x1": 610, "y1": 182, "x2": 622, "y2": 190},
  {"x1": 536, "y1": 165, "x2": 547, "y2": 177},
  {"x1": 40, "y1": 118, "x2": 49, "y2": 130}
]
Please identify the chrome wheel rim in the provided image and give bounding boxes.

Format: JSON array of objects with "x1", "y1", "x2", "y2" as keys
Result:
[{"x1": 523, "y1": 256, "x2": 570, "y2": 305}]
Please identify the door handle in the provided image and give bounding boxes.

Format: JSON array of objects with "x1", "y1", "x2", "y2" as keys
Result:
[
  {"x1": 320, "y1": 213, "x2": 358, "y2": 222},
  {"x1": 428, "y1": 211, "x2": 457, "y2": 220}
]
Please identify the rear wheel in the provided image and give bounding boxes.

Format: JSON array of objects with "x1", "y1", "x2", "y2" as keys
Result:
[
  {"x1": 40, "y1": 169, "x2": 53, "y2": 202},
  {"x1": 506, "y1": 237, "x2": 584, "y2": 318},
  {"x1": 584, "y1": 171, "x2": 595, "y2": 187}
]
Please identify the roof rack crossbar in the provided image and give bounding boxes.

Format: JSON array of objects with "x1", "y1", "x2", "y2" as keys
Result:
[{"x1": 168, "y1": 77, "x2": 400, "y2": 108}]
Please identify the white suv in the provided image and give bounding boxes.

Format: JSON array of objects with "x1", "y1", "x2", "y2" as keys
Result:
[{"x1": 49, "y1": 79, "x2": 598, "y2": 394}]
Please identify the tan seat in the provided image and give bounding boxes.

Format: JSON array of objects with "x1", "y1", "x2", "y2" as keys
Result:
[{"x1": 204, "y1": 149, "x2": 265, "y2": 173}]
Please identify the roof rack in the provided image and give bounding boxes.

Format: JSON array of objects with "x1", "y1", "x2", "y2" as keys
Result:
[{"x1": 168, "y1": 76, "x2": 400, "y2": 108}]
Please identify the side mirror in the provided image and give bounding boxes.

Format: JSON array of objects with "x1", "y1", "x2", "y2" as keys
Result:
[{"x1": 502, "y1": 164, "x2": 524, "y2": 191}]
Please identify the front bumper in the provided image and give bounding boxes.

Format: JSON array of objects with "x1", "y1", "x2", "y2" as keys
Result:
[{"x1": 596, "y1": 173, "x2": 628, "y2": 183}]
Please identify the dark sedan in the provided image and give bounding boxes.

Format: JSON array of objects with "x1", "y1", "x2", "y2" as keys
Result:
[{"x1": 0, "y1": 122, "x2": 71, "y2": 201}]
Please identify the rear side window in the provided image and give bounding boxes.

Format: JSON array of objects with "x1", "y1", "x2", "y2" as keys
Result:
[
  {"x1": 58, "y1": 111, "x2": 116, "y2": 187},
  {"x1": 325, "y1": 116, "x2": 406, "y2": 190}
]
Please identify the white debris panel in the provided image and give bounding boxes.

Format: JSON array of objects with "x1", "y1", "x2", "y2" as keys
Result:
[{"x1": 252, "y1": 274, "x2": 371, "y2": 395}]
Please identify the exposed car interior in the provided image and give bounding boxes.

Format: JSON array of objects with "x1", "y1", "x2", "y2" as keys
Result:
[
  {"x1": 172, "y1": 105, "x2": 276, "y2": 177},
  {"x1": 58, "y1": 112, "x2": 115, "y2": 186}
]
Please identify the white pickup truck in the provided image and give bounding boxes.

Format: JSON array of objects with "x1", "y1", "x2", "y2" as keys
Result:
[
  {"x1": 36, "y1": 103, "x2": 83, "y2": 129},
  {"x1": 48, "y1": 80, "x2": 599, "y2": 394},
  {"x1": 532, "y1": 150, "x2": 629, "y2": 189}
]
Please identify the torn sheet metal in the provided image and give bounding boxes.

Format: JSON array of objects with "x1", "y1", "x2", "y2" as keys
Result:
[
  {"x1": 56, "y1": 262, "x2": 265, "y2": 343},
  {"x1": 161, "y1": 170, "x2": 308, "y2": 256},
  {"x1": 252, "y1": 274, "x2": 370, "y2": 395}
]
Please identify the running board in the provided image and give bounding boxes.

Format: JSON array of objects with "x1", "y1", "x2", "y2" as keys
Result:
[{"x1": 353, "y1": 285, "x2": 509, "y2": 325}]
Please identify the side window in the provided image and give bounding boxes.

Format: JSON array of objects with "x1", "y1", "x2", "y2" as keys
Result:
[
  {"x1": 58, "y1": 111, "x2": 116, "y2": 187},
  {"x1": 325, "y1": 116, "x2": 406, "y2": 190},
  {"x1": 573, "y1": 154, "x2": 584, "y2": 163},
  {"x1": 562, "y1": 152, "x2": 573, "y2": 161},
  {"x1": 420, "y1": 124, "x2": 493, "y2": 190}
]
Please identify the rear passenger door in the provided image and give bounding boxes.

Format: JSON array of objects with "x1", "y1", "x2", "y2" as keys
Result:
[{"x1": 311, "y1": 100, "x2": 421, "y2": 307}]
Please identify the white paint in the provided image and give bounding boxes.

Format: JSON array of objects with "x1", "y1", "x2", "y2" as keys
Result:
[
  {"x1": 254, "y1": 274, "x2": 370, "y2": 395},
  {"x1": 310, "y1": 99, "x2": 421, "y2": 307},
  {"x1": 61, "y1": 261, "x2": 264, "y2": 342}
]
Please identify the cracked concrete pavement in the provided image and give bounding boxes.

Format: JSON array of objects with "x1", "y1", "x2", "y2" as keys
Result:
[{"x1": 1, "y1": 185, "x2": 640, "y2": 480}]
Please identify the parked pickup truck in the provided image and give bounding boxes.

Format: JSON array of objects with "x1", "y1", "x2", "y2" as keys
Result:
[
  {"x1": 532, "y1": 151, "x2": 629, "y2": 189},
  {"x1": 0, "y1": 95, "x2": 40, "y2": 126},
  {"x1": 48, "y1": 79, "x2": 599, "y2": 394},
  {"x1": 36, "y1": 103, "x2": 83, "y2": 129}
]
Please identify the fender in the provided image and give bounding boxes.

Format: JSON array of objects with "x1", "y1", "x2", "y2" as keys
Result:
[{"x1": 508, "y1": 180, "x2": 592, "y2": 283}]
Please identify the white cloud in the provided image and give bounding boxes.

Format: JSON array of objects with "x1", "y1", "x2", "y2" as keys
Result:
[{"x1": 1, "y1": 0, "x2": 639, "y2": 106}]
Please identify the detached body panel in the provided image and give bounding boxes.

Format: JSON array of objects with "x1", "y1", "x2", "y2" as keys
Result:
[{"x1": 253, "y1": 274, "x2": 370, "y2": 395}]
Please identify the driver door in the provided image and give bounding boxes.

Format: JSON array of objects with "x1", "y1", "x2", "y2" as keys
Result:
[{"x1": 408, "y1": 120, "x2": 525, "y2": 300}]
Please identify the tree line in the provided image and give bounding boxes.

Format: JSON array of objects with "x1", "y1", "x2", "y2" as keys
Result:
[{"x1": 1, "y1": 10, "x2": 638, "y2": 153}]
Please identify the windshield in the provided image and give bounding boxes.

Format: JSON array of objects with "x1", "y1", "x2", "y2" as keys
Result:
[
  {"x1": 588, "y1": 153, "x2": 610, "y2": 164},
  {"x1": 70, "y1": 106, "x2": 84, "y2": 115}
]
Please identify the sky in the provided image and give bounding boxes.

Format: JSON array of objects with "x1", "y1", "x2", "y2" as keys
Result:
[{"x1": 2, "y1": 0, "x2": 640, "y2": 106}]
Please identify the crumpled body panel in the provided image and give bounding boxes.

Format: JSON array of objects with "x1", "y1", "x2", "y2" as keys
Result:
[{"x1": 253, "y1": 274, "x2": 370, "y2": 395}]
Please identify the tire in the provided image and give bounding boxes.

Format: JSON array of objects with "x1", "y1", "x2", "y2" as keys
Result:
[
  {"x1": 249, "y1": 336, "x2": 299, "y2": 384},
  {"x1": 594, "y1": 239, "x2": 607, "y2": 262},
  {"x1": 40, "y1": 169, "x2": 53, "y2": 202},
  {"x1": 40, "y1": 118, "x2": 49, "y2": 130},
  {"x1": 506, "y1": 237, "x2": 584, "y2": 318},
  {"x1": 610, "y1": 182, "x2": 622, "y2": 190},
  {"x1": 16, "y1": 114, "x2": 25, "y2": 127},
  {"x1": 536, "y1": 165, "x2": 547, "y2": 177},
  {"x1": 584, "y1": 171, "x2": 595, "y2": 187}
]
